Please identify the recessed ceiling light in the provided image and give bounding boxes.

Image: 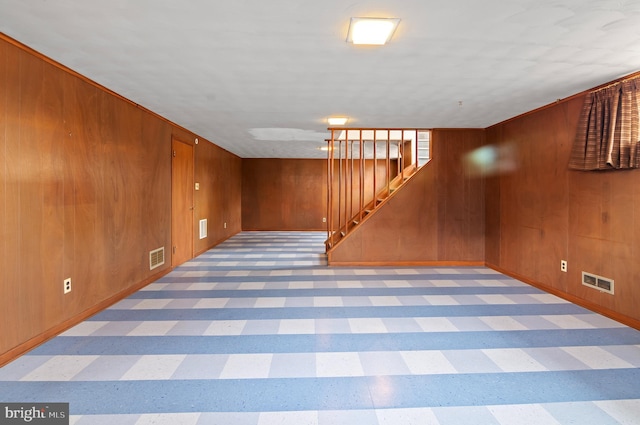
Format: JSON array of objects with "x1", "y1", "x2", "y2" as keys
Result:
[
  {"x1": 347, "y1": 17, "x2": 400, "y2": 45},
  {"x1": 328, "y1": 117, "x2": 349, "y2": 126}
]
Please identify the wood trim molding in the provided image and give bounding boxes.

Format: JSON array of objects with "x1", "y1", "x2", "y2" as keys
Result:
[
  {"x1": 431, "y1": 128, "x2": 485, "y2": 131},
  {"x1": 489, "y1": 70, "x2": 640, "y2": 129},
  {"x1": 327, "y1": 260, "x2": 485, "y2": 267},
  {"x1": 241, "y1": 228, "x2": 326, "y2": 231},
  {"x1": 485, "y1": 262, "x2": 640, "y2": 331},
  {"x1": 0, "y1": 268, "x2": 171, "y2": 367},
  {"x1": 0, "y1": 32, "x2": 239, "y2": 159}
]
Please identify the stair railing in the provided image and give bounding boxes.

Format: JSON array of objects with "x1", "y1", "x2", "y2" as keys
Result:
[{"x1": 325, "y1": 128, "x2": 430, "y2": 250}]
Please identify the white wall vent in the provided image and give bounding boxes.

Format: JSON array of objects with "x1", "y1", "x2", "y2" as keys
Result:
[
  {"x1": 199, "y1": 219, "x2": 207, "y2": 239},
  {"x1": 582, "y1": 271, "x2": 614, "y2": 295},
  {"x1": 149, "y1": 247, "x2": 165, "y2": 270}
]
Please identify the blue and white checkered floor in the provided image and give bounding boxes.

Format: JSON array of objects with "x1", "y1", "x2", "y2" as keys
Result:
[{"x1": 1, "y1": 231, "x2": 640, "y2": 424}]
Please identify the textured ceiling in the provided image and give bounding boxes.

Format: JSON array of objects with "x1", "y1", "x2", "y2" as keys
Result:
[{"x1": 1, "y1": 0, "x2": 640, "y2": 158}]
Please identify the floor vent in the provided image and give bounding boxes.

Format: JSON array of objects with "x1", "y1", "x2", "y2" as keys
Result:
[
  {"x1": 149, "y1": 247, "x2": 165, "y2": 270},
  {"x1": 582, "y1": 271, "x2": 614, "y2": 295},
  {"x1": 199, "y1": 219, "x2": 208, "y2": 239}
]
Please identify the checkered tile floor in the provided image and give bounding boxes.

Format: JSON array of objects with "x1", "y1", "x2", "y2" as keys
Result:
[{"x1": 1, "y1": 232, "x2": 639, "y2": 424}]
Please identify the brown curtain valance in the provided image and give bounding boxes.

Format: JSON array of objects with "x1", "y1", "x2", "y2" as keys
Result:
[{"x1": 569, "y1": 77, "x2": 640, "y2": 170}]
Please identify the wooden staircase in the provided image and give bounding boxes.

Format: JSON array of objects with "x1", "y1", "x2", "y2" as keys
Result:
[
  {"x1": 325, "y1": 129, "x2": 430, "y2": 251},
  {"x1": 325, "y1": 164, "x2": 419, "y2": 249}
]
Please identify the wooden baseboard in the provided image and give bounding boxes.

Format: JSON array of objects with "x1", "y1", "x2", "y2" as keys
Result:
[
  {"x1": 240, "y1": 228, "x2": 326, "y2": 231},
  {"x1": 485, "y1": 262, "x2": 640, "y2": 331},
  {"x1": 328, "y1": 260, "x2": 485, "y2": 267},
  {"x1": 0, "y1": 268, "x2": 171, "y2": 367}
]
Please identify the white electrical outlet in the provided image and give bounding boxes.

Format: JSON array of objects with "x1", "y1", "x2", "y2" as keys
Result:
[
  {"x1": 224, "y1": 222, "x2": 227, "y2": 229},
  {"x1": 64, "y1": 278, "x2": 72, "y2": 294},
  {"x1": 561, "y1": 260, "x2": 567, "y2": 273},
  {"x1": 322, "y1": 217, "x2": 326, "y2": 223}
]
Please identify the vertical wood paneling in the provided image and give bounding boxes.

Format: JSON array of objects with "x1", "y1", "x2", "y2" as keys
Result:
[
  {"x1": 435, "y1": 129, "x2": 486, "y2": 261},
  {"x1": 2, "y1": 43, "x2": 23, "y2": 351},
  {"x1": 242, "y1": 159, "x2": 326, "y2": 231},
  {"x1": 568, "y1": 167, "x2": 640, "y2": 316},
  {"x1": 0, "y1": 35, "x2": 242, "y2": 362},
  {"x1": 242, "y1": 159, "x2": 280, "y2": 229},
  {"x1": 194, "y1": 138, "x2": 213, "y2": 255},
  {"x1": 40, "y1": 62, "x2": 66, "y2": 323},
  {"x1": 114, "y1": 101, "x2": 145, "y2": 287},
  {"x1": 222, "y1": 154, "x2": 242, "y2": 235},
  {"x1": 329, "y1": 129, "x2": 485, "y2": 264},
  {"x1": 18, "y1": 50, "x2": 47, "y2": 338},
  {"x1": 141, "y1": 113, "x2": 172, "y2": 262},
  {"x1": 98, "y1": 91, "x2": 144, "y2": 299},
  {"x1": 329, "y1": 161, "x2": 439, "y2": 263},
  {"x1": 484, "y1": 128, "x2": 502, "y2": 266},
  {"x1": 0, "y1": 39, "x2": 20, "y2": 351},
  {"x1": 487, "y1": 93, "x2": 640, "y2": 323},
  {"x1": 493, "y1": 104, "x2": 575, "y2": 287},
  {"x1": 62, "y1": 73, "x2": 104, "y2": 313},
  {"x1": 194, "y1": 139, "x2": 242, "y2": 255},
  {"x1": 0, "y1": 40, "x2": 6, "y2": 343}
]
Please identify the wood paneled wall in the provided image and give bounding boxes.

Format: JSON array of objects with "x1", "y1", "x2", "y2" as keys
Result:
[
  {"x1": 0, "y1": 36, "x2": 242, "y2": 363},
  {"x1": 241, "y1": 158, "x2": 397, "y2": 232},
  {"x1": 328, "y1": 129, "x2": 486, "y2": 265},
  {"x1": 242, "y1": 159, "x2": 327, "y2": 231},
  {"x1": 485, "y1": 94, "x2": 640, "y2": 325},
  {"x1": 190, "y1": 134, "x2": 242, "y2": 256}
]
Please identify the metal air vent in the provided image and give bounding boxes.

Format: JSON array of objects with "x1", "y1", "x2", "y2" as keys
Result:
[
  {"x1": 149, "y1": 247, "x2": 165, "y2": 270},
  {"x1": 582, "y1": 271, "x2": 614, "y2": 295},
  {"x1": 199, "y1": 219, "x2": 207, "y2": 239}
]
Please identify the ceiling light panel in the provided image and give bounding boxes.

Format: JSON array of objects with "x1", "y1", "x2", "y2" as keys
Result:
[
  {"x1": 347, "y1": 17, "x2": 400, "y2": 45},
  {"x1": 328, "y1": 117, "x2": 349, "y2": 125}
]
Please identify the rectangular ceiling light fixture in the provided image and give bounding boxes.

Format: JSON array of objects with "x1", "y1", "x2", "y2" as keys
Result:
[
  {"x1": 347, "y1": 17, "x2": 400, "y2": 45},
  {"x1": 328, "y1": 117, "x2": 349, "y2": 126}
]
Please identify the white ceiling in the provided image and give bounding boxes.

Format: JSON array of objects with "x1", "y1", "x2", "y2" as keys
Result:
[{"x1": 1, "y1": 0, "x2": 640, "y2": 158}]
